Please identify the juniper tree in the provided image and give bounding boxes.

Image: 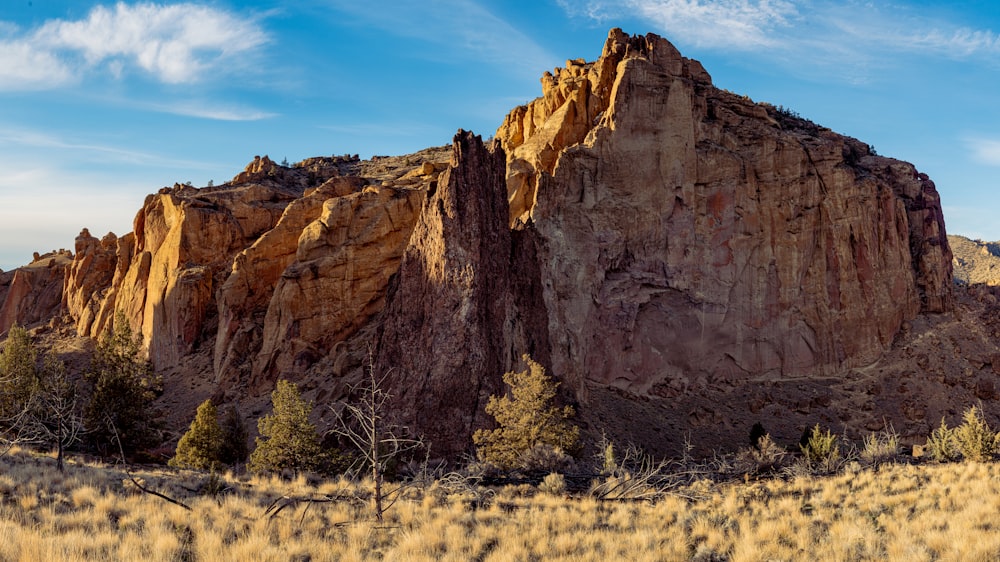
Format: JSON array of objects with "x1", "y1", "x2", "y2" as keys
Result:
[
  {"x1": 249, "y1": 380, "x2": 324, "y2": 474},
  {"x1": 170, "y1": 399, "x2": 224, "y2": 470},
  {"x1": 218, "y1": 403, "x2": 250, "y2": 466},
  {"x1": 1, "y1": 327, "x2": 83, "y2": 468},
  {"x1": 84, "y1": 313, "x2": 163, "y2": 457},
  {"x1": 0, "y1": 325, "x2": 40, "y2": 451},
  {"x1": 473, "y1": 354, "x2": 580, "y2": 471}
]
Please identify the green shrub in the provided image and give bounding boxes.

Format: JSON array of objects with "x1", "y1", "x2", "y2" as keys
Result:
[
  {"x1": 539, "y1": 472, "x2": 566, "y2": 496},
  {"x1": 953, "y1": 406, "x2": 998, "y2": 462},
  {"x1": 800, "y1": 424, "x2": 839, "y2": 472},
  {"x1": 248, "y1": 380, "x2": 324, "y2": 475},
  {"x1": 473, "y1": 355, "x2": 579, "y2": 471},
  {"x1": 926, "y1": 418, "x2": 959, "y2": 463}
]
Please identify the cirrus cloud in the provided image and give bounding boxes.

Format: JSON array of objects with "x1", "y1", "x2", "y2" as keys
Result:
[
  {"x1": 966, "y1": 137, "x2": 1000, "y2": 167},
  {"x1": 0, "y1": 2, "x2": 267, "y2": 90},
  {"x1": 559, "y1": 0, "x2": 798, "y2": 49}
]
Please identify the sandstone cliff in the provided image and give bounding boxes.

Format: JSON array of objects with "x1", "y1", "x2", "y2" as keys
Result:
[
  {"x1": 361, "y1": 29, "x2": 952, "y2": 456},
  {"x1": 493, "y1": 30, "x2": 951, "y2": 407},
  {"x1": 0, "y1": 29, "x2": 965, "y2": 460}
]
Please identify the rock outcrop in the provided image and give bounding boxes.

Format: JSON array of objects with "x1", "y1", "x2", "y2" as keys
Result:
[
  {"x1": 374, "y1": 131, "x2": 555, "y2": 458},
  {"x1": 62, "y1": 229, "x2": 119, "y2": 337},
  {"x1": 214, "y1": 178, "x2": 361, "y2": 386},
  {"x1": 496, "y1": 29, "x2": 951, "y2": 399},
  {"x1": 254, "y1": 182, "x2": 425, "y2": 387},
  {"x1": 1, "y1": 29, "x2": 960, "y2": 459},
  {"x1": 0, "y1": 250, "x2": 72, "y2": 334}
]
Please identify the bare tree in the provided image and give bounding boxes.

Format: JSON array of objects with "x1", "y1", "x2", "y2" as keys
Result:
[
  {"x1": 35, "y1": 354, "x2": 84, "y2": 472},
  {"x1": 0, "y1": 327, "x2": 83, "y2": 468},
  {"x1": 328, "y1": 350, "x2": 422, "y2": 522}
]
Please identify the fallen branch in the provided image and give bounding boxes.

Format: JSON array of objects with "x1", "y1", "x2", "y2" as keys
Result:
[
  {"x1": 109, "y1": 416, "x2": 191, "y2": 511},
  {"x1": 125, "y1": 473, "x2": 192, "y2": 511}
]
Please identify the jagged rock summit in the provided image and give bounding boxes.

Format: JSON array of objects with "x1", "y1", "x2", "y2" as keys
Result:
[{"x1": 1, "y1": 29, "x2": 972, "y2": 459}]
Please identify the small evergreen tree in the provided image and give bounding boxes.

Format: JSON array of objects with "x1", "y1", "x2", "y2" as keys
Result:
[
  {"x1": 84, "y1": 313, "x2": 163, "y2": 457},
  {"x1": 249, "y1": 380, "x2": 323, "y2": 474},
  {"x1": 218, "y1": 403, "x2": 250, "y2": 466},
  {"x1": 170, "y1": 399, "x2": 224, "y2": 470},
  {"x1": 473, "y1": 354, "x2": 580, "y2": 471},
  {"x1": 0, "y1": 325, "x2": 41, "y2": 450}
]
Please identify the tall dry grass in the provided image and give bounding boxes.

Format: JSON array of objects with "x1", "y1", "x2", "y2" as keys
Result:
[{"x1": 3, "y1": 447, "x2": 1000, "y2": 560}]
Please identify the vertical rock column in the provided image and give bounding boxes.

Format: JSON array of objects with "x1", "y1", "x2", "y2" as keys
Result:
[{"x1": 376, "y1": 130, "x2": 516, "y2": 458}]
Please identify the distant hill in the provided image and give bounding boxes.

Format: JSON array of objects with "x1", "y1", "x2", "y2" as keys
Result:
[{"x1": 949, "y1": 234, "x2": 1000, "y2": 285}]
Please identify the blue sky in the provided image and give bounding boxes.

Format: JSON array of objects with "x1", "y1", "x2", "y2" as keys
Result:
[{"x1": 1, "y1": 1, "x2": 998, "y2": 270}]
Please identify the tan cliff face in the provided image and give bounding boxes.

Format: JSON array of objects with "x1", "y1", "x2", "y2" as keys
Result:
[{"x1": 1, "y1": 29, "x2": 961, "y2": 459}]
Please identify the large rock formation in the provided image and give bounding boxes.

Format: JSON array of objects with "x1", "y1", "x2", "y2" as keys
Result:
[
  {"x1": 214, "y1": 178, "x2": 361, "y2": 386},
  {"x1": 496, "y1": 29, "x2": 950, "y2": 400},
  {"x1": 374, "y1": 131, "x2": 554, "y2": 458},
  {"x1": 254, "y1": 182, "x2": 425, "y2": 387},
  {"x1": 0, "y1": 29, "x2": 961, "y2": 459}
]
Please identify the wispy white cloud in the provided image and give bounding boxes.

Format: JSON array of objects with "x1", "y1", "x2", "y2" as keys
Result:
[
  {"x1": 560, "y1": 0, "x2": 798, "y2": 49},
  {"x1": 0, "y1": 127, "x2": 215, "y2": 169},
  {"x1": 325, "y1": 0, "x2": 557, "y2": 77},
  {"x1": 144, "y1": 102, "x2": 278, "y2": 121},
  {"x1": 560, "y1": 1, "x2": 1000, "y2": 76},
  {"x1": 965, "y1": 137, "x2": 1000, "y2": 166},
  {"x1": 0, "y1": 2, "x2": 267, "y2": 90},
  {"x1": 0, "y1": 39, "x2": 74, "y2": 89}
]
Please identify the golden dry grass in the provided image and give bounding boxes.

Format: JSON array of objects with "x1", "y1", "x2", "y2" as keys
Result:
[{"x1": 3, "y1": 448, "x2": 1000, "y2": 560}]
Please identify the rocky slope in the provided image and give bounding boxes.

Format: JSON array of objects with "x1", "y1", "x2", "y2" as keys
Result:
[
  {"x1": 1, "y1": 29, "x2": 979, "y2": 460},
  {"x1": 949, "y1": 234, "x2": 1000, "y2": 285}
]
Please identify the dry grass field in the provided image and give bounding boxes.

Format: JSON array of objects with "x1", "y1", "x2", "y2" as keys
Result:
[{"x1": 3, "y1": 447, "x2": 1000, "y2": 561}]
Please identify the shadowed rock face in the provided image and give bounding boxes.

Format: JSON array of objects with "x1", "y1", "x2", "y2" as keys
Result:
[
  {"x1": 374, "y1": 131, "x2": 554, "y2": 458},
  {"x1": 1, "y1": 29, "x2": 957, "y2": 460}
]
